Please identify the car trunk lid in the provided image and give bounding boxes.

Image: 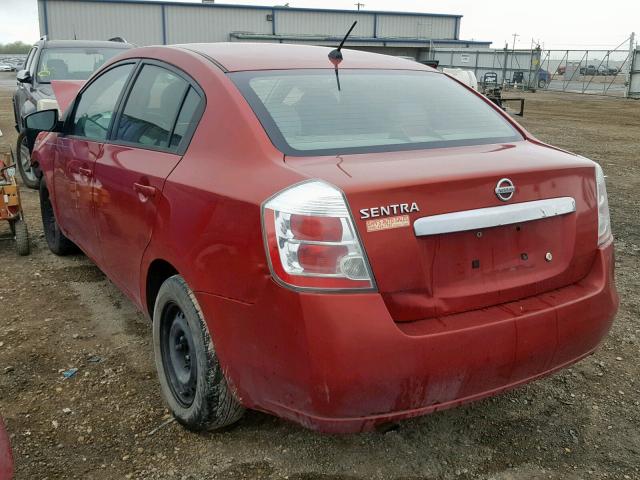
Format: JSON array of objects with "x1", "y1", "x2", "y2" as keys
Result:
[{"x1": 285, "y1": 141, "x2": 598, "y2": 322}]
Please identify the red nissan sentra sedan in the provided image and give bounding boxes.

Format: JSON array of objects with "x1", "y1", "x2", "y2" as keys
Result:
[{"x1": 25, "y1": 43, "x2": 618, "y2": 433}]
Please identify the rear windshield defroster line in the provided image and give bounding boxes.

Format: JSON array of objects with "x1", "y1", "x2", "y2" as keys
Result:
[{"x1": 229, "y1": 69, "x2": 523, "y2": 157}]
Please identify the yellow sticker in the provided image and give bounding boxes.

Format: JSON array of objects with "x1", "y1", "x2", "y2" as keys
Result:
[{"x1": 366, "y1": 215, "x2": 410, "y2": 232}]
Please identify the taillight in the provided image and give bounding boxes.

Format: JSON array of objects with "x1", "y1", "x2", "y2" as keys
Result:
[
  {"x1": 262, "y1": 180, "x2": 375, "y2": 291},
  {"x1": 595, "y1": 163, "x2": 612, "y2": 246}
]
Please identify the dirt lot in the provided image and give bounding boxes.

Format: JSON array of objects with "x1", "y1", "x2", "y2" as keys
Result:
[{"x1": 0, "y1": 71, "x2": 638, "y2": 479}]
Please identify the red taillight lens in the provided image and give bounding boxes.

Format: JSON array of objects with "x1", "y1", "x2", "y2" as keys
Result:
[
  {"x1": 297, "y1": 244, "x2": 348, "y2": 274},
  {"x1": 290, "y1": 214, "x2": 343, "y2": 242},
  {"x1": 262, "y1": 181, "x2": 375, "y2": 291}
]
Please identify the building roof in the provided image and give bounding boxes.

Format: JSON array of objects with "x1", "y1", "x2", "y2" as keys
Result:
[
  {"x1": 229, "y1": 33, "x2": 492, "y2": 47},
  {"x1": 169, "y1": 42, "x2": 434, "y2": 72},
  {"x1": 39, "y1": 39, "x2": 132, "y2": 49}
]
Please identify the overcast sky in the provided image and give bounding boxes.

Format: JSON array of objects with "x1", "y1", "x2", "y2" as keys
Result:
[{"x1": 0, "y1": 0, "x2": 637, "y2": 49}]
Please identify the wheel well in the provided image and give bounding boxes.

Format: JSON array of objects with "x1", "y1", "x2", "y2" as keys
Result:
[{"x1": 146, "y1": 259, "x2": 179, "y2": 318}]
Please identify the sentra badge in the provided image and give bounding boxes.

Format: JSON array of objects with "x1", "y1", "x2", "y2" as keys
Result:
[{"x1": 359, "y1": 202, "x2": 419, "y2": 219}]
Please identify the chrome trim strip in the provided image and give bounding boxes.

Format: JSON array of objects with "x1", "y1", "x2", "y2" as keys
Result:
[{"x1": 413, "y1": 197, "x2": 576, "y2": 236}]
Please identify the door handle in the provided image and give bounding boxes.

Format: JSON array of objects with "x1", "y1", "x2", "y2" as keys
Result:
[
  {"x1": 78, "y1": 167, "x2": 93, "y2": 178},
  {"x1": 133, "y1": 182, "x2": 157, "y2": 199}
]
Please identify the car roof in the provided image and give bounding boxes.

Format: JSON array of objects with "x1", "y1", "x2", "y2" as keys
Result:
[
  {"x1": 38, "y1": 39, "x2": 133, "y2": 49},
  {"x1": 171, "y1": 43, "x2": 432, "y2": 72}
]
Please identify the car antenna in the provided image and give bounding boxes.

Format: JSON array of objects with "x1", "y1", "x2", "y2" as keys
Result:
[{"x1": 328, "y1": 21, "x2": 357, "y2": 91}]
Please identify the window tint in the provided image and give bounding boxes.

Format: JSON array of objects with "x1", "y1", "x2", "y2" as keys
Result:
[
  {"x1": 115, "y1": 64, "x2": 189, "y2": 149},
  {"x1": 231, "y1": 70, "x2": 522, "y2": 156},
  {"x1": 71, "y1": 64, "x2": 134, "y2": 141},
  {"x1": 169, "y1": 87, "x2": 201, "y2": 149}
]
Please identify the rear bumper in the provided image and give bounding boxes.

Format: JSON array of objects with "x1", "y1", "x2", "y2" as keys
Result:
[{"x1": 197, "y1": 244, "x2": 617, "y2": 433}]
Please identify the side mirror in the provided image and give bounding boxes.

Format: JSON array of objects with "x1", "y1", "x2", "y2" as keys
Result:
[
  {"x1": 16, "y1": 70, "x2": 32, "y2": 84},
  {"x1": 25, "y1": 109, "x2": 60, "y2": 132}
]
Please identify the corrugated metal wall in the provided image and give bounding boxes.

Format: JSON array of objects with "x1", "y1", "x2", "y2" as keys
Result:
[
  {"x1": 40, "y1": 0, "x2": 462, "y2": 47},
  {"x1": 629, "y1": 48, "x2": 640, "y2": 98},
  {"x1": 42, "y1": 0, "x2": 164, "y2": 45},
  {"x1": 433, "y1": 48, "x2": 538, "y2": 85},
  {"x1": 165, "y1": 5, "x2": 271, "y2": 44},
  {"x1": 275, "y1": 11, "x2": 374, "y2": 37},
  {"x1": 376, "y1": 15, "x2": 457, "y2": 39}
]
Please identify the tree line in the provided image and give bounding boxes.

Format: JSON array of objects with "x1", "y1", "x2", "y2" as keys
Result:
[{"x1": 0, "y1": 42, "x2": 32, "y2": 54}]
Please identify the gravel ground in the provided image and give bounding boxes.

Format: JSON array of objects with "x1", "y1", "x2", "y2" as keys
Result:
[{"x1": 0, "y1": 72, "x2": 638, "y2": 479}]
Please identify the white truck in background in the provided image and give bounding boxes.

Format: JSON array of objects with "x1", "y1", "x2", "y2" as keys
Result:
[{"x1": 443, "y1": 68, "x2": 479, "y2": 90}]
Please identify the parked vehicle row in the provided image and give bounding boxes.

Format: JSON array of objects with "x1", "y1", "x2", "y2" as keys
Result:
[
  {"x1": 580, "y1": 65, "x2": 620, "y2": 76},
  {"x1": 0, "y1": 56, "x2": 25, "y2": 72},
  {"x1": 556, "y1": 65, "x2": 620, "y2": 76},
  {"x1": 23, "y1": 42, "x2": 618, "y2": 433}
]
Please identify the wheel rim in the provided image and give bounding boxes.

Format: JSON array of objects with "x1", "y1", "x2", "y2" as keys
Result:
[
  {"x1": 161, "y1": 303, "x2": 198, "y2": 407},
  {"x1": 20, "y1": 137, "x2": 37, "y2": 183}
]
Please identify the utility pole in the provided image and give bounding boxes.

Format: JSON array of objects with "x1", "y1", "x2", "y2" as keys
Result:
[
  {"x1": 625, "y1": 31, "x2": 636, "y2": 98},
  {"x1": 509, "y1": 33, "x2": 519, "y2": 84},
  {"x1": 355, "y1": 2, "x2": 365, "y2": 10},
  {"x1": 502, "y1": 42, "x2": 509, "y2": 86}
]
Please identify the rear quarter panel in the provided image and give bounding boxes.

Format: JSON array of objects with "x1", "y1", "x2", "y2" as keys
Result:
[{"x1": 139, "y1": 49, "x2": 306, "y2": 309}]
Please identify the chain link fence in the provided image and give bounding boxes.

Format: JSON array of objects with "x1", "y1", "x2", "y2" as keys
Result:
[{"x1": 433, "y1": 34, "x2": 638, "y2": 98}]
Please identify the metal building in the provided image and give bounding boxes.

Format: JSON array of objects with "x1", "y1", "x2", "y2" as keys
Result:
[{"x1": 37, "y1": 0, "x2": 491, "y2": 61}]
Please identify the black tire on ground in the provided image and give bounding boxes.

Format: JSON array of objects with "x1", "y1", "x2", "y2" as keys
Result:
[
  {"x1": 538, "y1": 78, "x2": 547, "y2": 89},
  {"x1": 13, "y1": 219, "x2": 30, "y2": 256},
  {"x1": 16, "y1": 133, "x2": 40, "y2": 190},
  {"x1": 39, "y1": 178, "x2": 78, "y2": 255},
  {"x1": 153, "y1": 275, "x2": 244, "y2": 431}
]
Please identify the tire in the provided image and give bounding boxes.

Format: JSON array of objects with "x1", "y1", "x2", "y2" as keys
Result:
[
  {"x1": 538, "y1": 78, "x2": 547, "y2": 89},
  {"x1": 13, "y1": 219, "x2": 30, "y2": 256},
  {"x1": 16, "y1": 133, "x2": 40, "y2": 190},
  {"x1": 153, "y1": 275, "x2": 244, "y2": 431},
  {"x1": 39, "y1": 179, "x2": 78, "y2": 255}
]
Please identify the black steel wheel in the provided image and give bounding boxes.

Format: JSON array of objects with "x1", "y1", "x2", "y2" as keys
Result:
[
  {"x1": 153, "y1": 275, "x2": 244, "y2": 431},
  {"x1": 160, "y1": 303, "x2": 198, "y2": 407},
  {"x1": 16, "y1": 134, "x2": 40, "y2": 189}
]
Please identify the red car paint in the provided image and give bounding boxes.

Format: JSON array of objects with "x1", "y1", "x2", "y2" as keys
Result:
[
  {"x1": 32, "y1": 44, "x2": 618, "y2": 433},
  {"x1": 0, "y1": 417, "x2": 13, "y2": 480}
]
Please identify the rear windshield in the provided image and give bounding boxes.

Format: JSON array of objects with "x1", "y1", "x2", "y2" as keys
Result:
[
  {"x1": 36, "y1": 47, "x2": 125, "y2": 83},
  {"x1": 230, "y1": 69, "x2": 522, "y2": 156}
]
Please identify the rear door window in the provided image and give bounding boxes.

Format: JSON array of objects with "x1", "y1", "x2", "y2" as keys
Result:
[
  {"x1": 70, "y1": 63, "x2": 135, "y2": 141},
  {"x1": 169, "y1": 87, "x2": 201, "y2": 149},
  {"x1": 114, "y1": 64, "x2": 191, "y2": 150}
]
